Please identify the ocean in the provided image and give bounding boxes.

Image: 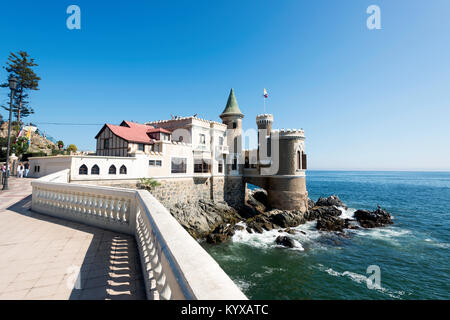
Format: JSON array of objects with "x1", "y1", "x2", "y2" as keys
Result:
[{"x1": 202, "y1": 171, "x2": 450, "y2": 299}]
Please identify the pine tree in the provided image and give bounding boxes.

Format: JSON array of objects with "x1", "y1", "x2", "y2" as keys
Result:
[{"x1": 1, "y1": 51, "x2": 40, "y2": 123}]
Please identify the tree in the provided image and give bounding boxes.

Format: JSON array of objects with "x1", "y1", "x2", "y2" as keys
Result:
[
  {"x1": 67, "y1": 144, "x2": 77, "y2": 153},
  {"x1": 11, "y1": 136, "x2": 29, "y2": 157},
  {"x1": 1, "y1": 51, "x2": 40, "y2": 123},
  {"x1": 57, "y1": 140, "x2": 64, "y2": 150}
]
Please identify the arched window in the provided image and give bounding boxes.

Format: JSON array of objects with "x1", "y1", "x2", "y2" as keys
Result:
[
  {"x1": 109, "y1": 165, "x2": 116, "y2": 175},
  {"x1": 79, "y1": 164, "x2": 88, "y2": 175},
  {"x1": 120, "y1": 165, "x2": 127, "y2": 175},
  {"x1": 297, "y1": 151, "x2": 301, "y2": 170},
  {"x1": 245, "y1": 157, "x2": 249, "y2": 168},
  {"x1": 91, "y1": 165, "x2": 100, "y2": 175}
]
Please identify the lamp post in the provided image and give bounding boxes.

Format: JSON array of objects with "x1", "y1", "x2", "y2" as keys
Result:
[{"x1": 2, "y1": 75, "x2": 18, "y2": 190}]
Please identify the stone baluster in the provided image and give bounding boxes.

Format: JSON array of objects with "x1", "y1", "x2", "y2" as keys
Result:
[
  {"x1": 81, "y1": 194, "x2": 88, "y2": 215},
  {"x1": 120, "y1": 200, "x2": 128, "y2": 224},
  {"x1": 103, "y1": 197, "x2": 110, "y2": 220}
]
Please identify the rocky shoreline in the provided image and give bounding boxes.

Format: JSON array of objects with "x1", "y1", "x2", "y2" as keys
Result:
[{"x1": 168, "y1": 189, "x2": 393, "y2": 247}]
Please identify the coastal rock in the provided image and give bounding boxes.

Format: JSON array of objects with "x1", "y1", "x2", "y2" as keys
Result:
[
  {"x1": 170, "y1": 199, "x2": 240, "y2": 239},
  {"x1": 243, "y1": 209, "x2": 305, "y2": 233},
  {"x1": 242, "y1": 189, "x2": 269, "y2": 218},
  {"x1": 275, "y1": 236, "x2": 296, "y2": 248},
  {"x1": 252, "y1": 189, "x2": 269, "y2": 208},
  {"x1": 284, "y1": 227, "x2": 296, "y2": 235},
  {"x1": 354, "y1": 206, "x2": 393, "y2": 228},
  {"x1": 305, "y1": 205, "x2": 342, "y2": 221},
  {"x1": 316, "y1": 215, "x2": 348, "y2": 232},
  {"x1": 268, "y1": 209, "x2": 306, "y2": 228},
  {"x1": 308, "y1": 198, "x2": 315, "y2": 211},
  {"x1": 206, "y1": 223, "x2": 235, "y2": 244},
  {"x1": 315, "y1": 195, "x2": 347, "y2": 209}
]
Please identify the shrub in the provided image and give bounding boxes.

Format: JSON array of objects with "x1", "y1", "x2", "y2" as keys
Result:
[{"x1": 139, "y1": 178, "x2": 161, "y2": 191}]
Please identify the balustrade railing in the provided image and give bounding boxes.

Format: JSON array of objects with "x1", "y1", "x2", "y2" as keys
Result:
[{"x1": 31, "y1": 170, "x2": 246, "y2": 300}]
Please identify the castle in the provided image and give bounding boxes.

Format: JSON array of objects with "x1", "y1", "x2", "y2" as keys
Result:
[{"x1": 29, "y1": 89, "x2": 308, "y2": 212}]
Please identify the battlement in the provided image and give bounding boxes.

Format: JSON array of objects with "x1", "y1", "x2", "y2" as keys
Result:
[
  {"x1": 256, "y1": 114, "x2": 274, "y2": 122},
  {"x1": 272, "y1": 128, "x2": 305, "y2": 139}
]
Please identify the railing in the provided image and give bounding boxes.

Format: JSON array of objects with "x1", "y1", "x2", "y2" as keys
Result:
[{"x1": 31, "y1": 170, "x2": 246, "y2": 300}]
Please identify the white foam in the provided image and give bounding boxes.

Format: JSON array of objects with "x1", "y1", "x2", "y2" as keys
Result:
[
  {"x1": 232, "y1": 222, "x2": 308, "y2": 251},
  {"x1": 338, "y1": 207, "x2": 356, "y2": 220},
  {"x1": 318, "y1": 265, "x2": 406, "y2": 299},
  {"x1": 356, "y1": 227, "x2": 411, "y2": 243},
  {"x1": 234, "y1": 279, "x2": 251, "y2": 291}
]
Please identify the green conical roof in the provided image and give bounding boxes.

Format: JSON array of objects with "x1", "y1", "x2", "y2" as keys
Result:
[{"x1": 220, "y1": 88, "x2": 243, "y2": 117}]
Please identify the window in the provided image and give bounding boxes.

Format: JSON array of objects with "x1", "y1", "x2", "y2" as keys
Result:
[
  {"x1": 219, "y1": 136, "x2": 224, "y2": 146},
  {"x1": 297, "y1": 151, "x2": 301, "y2": 170},
  {"x1": 245, "y1": 157, "x2": 250, "y2": 168},
  {"x1": 199, "y1": 134, "x2": 206, "y2": 145},
  {"x1": 302, "y1": 152, "x2": 307, "y2": 170},
  {"x1": 120, "y1": 165, "x2": 127, "y2": 174},
  {"x1": 218, "y1": 162, "x2": 223, "y2": 173},
  {"x1": 138, "y1": 143, "x2": 144, "y2": 151},
  {"x1": 109, "y1": 165, "x2": 116, "y2": 174},
  {"x1": 149, "y1": 160, "x2": 162, "y2": 167},
  {"x1": 232, "y1": 157, "x2": 237, "y2": 170},
  {"x1": 34, "y1": 165, "x2": 41, "y2": 173},
  {"x1": 91, "y1": 165, "x2": 100, "y2": 175},
  {"x1": 232, "y1": 122, "x2": 237, "y2": 129},
  {"x1": 79, "y1": 164, "x2": 87, "y2": 175},
  {"x1": 194, "y1": 158, "x2": 210, "y2": 173},
  {"x1": 171, "y1": 157, "x2": 187, "y2": 173},
  {"x1": 103, "y1": 139, "x2": 109, "y2": 149}
]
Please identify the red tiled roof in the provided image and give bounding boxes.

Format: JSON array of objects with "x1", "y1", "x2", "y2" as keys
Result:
[{"x1": 96, "y1": 121, "x2": 155, "y2": 144}]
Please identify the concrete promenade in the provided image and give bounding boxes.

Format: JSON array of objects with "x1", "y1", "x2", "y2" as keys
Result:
[{"x1": 0, "y1": 177, "x2": 145, "y2": 300}]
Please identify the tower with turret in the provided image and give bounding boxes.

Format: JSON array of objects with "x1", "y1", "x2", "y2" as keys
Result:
[
  {"x1": 220, "y1": 88, "x2": 244, "y2": 175},
  {"x1": 220, "y1": 89, "x2": 308, "y2": 212}
]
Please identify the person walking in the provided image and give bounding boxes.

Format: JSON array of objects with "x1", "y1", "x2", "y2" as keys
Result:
[
  {"x1": 17, "y1": 163, "x2": 24, "y2": 178},
  {"x1": 24, "y1": 162, "x2": 30, "y2": 178}
]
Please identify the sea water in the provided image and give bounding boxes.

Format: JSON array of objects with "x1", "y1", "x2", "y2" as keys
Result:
[{"x1": 202, "y1": 171, "x2": 450, "y2": 299}]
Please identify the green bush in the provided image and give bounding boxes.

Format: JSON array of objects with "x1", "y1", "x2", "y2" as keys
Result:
[{"x1": 139, "y1": 178, "x2": 161, "y2": 191}]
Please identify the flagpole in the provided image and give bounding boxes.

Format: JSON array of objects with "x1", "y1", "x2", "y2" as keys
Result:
[{"x1": 263, "y1": 96, "x2": 266, "y2": 114}]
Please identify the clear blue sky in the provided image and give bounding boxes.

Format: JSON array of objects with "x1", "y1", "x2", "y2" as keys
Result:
[{"x1": 1, "y1": 0, "x2": 449, "y2": 170}]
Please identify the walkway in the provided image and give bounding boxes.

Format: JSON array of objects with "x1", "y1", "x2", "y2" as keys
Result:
[{"x1": 0, "y1": 177, "x2": 146, "y2": 300}]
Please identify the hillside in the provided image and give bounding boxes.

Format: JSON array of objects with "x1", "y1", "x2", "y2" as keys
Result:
[{"x1": 0, "y1": 121, "x2": 57, "y2": 156}]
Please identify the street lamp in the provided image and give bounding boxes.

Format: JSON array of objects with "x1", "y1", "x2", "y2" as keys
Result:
[{"x1": 2, "y1": 75, "x2": 18, "y2": 190}]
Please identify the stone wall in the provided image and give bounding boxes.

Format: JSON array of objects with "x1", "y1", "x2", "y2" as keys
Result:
[
  {"x1": 149, "y1": 176, "x2": 245, "y2": 210},
  {"x1": 82, "y1": 175, "x2": 246, "y2": 210}
]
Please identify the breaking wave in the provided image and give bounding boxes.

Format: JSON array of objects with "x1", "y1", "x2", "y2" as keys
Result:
[{"x1": 316, "y1": 264, "x2": 406, "y2": 299}]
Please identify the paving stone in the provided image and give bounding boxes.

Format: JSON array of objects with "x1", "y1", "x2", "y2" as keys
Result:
[{"x1": 0, "y1": 178, "x2": 145, "y2": 300}]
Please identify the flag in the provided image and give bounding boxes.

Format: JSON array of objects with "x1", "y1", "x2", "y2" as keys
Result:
[
  {"x1": 26, "y1": 127, "x2": 32, "y2": 146},
  {"x1": 263, "y1": 88, "x2": 268, "y2": 98},
  {"x1": 14, "y1": 127, "x2": 24, "y2": 143}
]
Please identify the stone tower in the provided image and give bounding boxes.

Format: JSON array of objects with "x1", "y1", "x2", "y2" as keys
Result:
[
  {"x1": 266, "y1": 128, "x2": 308, "y2": 211},
  {"x1": 220, "y1": 88, "x2": 244, "y2": 174},
  {"x1": 247, "y1": 113, "x2": 309, "y2": 212}
]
